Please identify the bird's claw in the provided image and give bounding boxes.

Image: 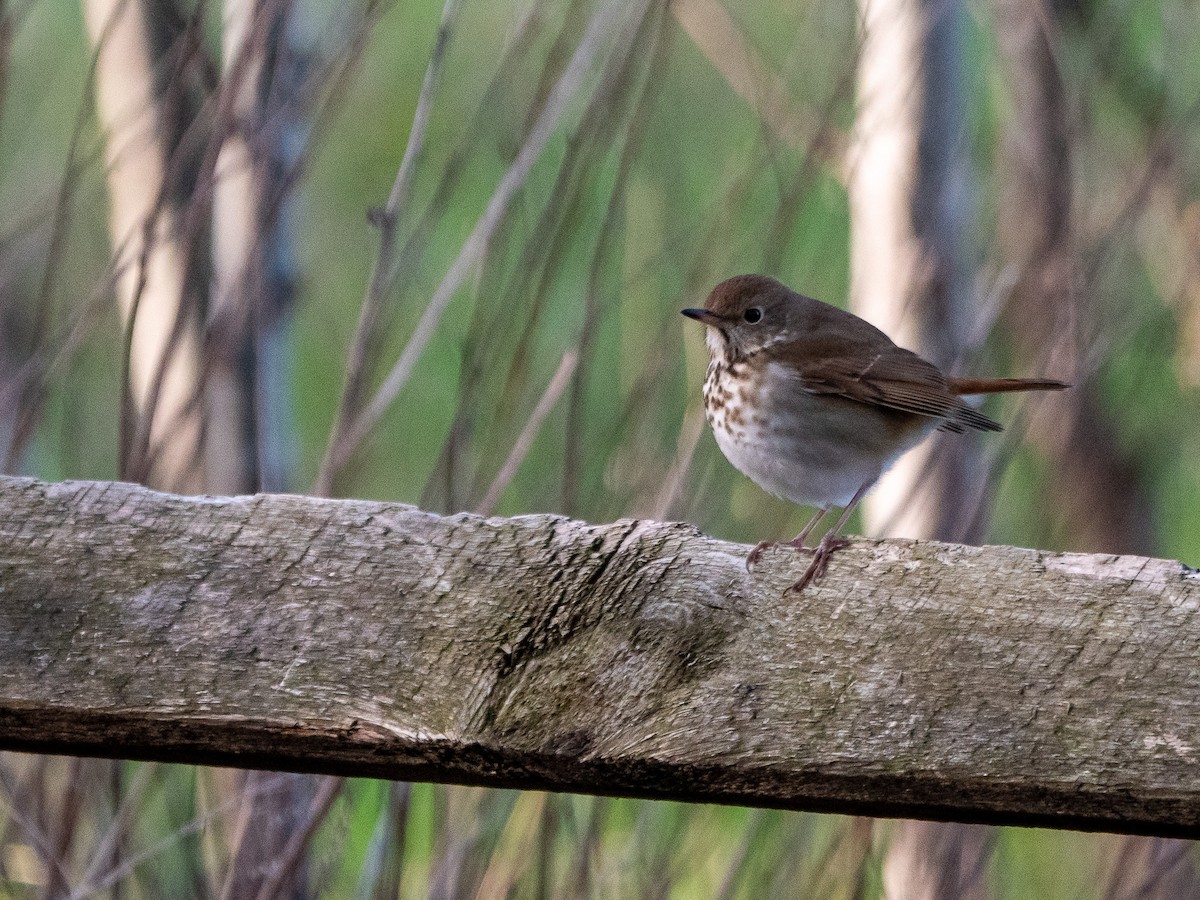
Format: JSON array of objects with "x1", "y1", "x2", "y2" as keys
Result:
[
  {"x1": 785, "y1": 535, "x2": 851, "y2": 593},
  {"x1": 746, "y1": 540, "x2": 775, "y2": 570},
  {"x1": 746, "y1": 535, "x2": 814, "y2": 571}
]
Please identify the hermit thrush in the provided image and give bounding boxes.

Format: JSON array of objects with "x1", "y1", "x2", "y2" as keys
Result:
[{"x1": 682, "y1": 274, "x2": 1067, "y2": 591}]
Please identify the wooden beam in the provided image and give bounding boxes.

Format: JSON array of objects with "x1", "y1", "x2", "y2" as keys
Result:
[{"x1": 2, "y1": 476, "x2": 1198, "y2": 836}]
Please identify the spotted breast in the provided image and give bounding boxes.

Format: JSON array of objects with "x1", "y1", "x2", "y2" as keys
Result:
[{"x1": 701, "y1": 346, "x2": 935, "y2": 509}]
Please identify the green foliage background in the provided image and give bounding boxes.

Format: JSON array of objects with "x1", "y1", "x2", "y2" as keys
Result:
[{"x1": 3, "y1": 0, "x2": 1200, "y2": 895}]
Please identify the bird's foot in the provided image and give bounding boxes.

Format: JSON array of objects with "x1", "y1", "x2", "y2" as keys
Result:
[
  {"x1": 785, "y1": 533, "x2": 851, "y2": 593},
  {"x1": 746, "y1": 540, "x2": 777, "y2": 570},
  {"x1": 746, "y1": 534, "x2": 814, "y2": 571}
]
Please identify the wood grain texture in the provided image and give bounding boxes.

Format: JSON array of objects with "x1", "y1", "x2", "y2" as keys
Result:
[{"x1": 1, "y1": 476, "x2": 1198, "y2": 835}]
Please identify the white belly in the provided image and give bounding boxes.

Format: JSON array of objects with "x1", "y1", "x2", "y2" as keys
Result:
[{"x1": 706, "y1": 362, "x2": 934, "y2": 508}]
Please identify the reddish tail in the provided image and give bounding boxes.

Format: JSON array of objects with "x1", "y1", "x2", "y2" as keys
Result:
[{"x1": 948, "y1": 377, "x2": 1069, "y2": 395}]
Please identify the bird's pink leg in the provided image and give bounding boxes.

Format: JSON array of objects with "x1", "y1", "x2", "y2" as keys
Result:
[
  {"x1": 787, "y1": 479, "x2": 874, "y2": 592},
  {"x1": 746, "y1": 506, "x2": 829, "y2": 570}
]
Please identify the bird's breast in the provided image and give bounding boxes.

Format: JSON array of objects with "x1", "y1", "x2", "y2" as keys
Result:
[{"x1": 702, "y1": 357, "x2": 934, "y2": 507}]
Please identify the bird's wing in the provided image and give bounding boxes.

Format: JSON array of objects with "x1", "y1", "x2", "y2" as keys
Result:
[{"x1": 765, "y1": 340, "x2": 1002, "y2": 433}]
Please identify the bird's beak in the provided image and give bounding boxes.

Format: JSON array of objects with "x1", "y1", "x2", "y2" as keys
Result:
[{"x1": 681, "y1": 308, "x2": 722, "y2": 327}]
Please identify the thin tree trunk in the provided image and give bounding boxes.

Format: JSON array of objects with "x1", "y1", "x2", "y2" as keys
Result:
[
  {"x1": 850, "y1": 0, "x2": 981, "y2": 544},
  {"x1": 81, "y1": 2, "x2": 211, "y2": 894},
  {"x1": 210, "y1": 0, "x2": 302, "y2": 496},
  {"x1": 211, "y1": 1, "x2": 311, "y2": 897},
  {"x1": 994, "y1": 0, "x2": 1155, "y2": 556},
  {"x1": 849, "y1": 0, "x2": 994, "y2": 893},
  {"x1": 993, "y1": 0, "x2": 1188, "y2": 892},
  {"x1": 82, "y1": 0, "x2": 206, "y2": 493},
  {"x1": 86, "y1": 0, "x2": 314, "y2": 894}
]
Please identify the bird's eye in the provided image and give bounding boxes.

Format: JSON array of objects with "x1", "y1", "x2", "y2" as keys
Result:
[{"x1": 743, "y1": 308, "x2": 763, "y2": 324}]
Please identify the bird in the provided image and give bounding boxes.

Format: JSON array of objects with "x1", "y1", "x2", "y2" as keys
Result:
[{"x1": 682, "y1": 274, "x2": 1068, "y2": 591}]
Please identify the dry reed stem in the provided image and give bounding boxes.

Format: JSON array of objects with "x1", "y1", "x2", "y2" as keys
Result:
[
  {"x1": 477, "y1": 351, "x2": 578, "y2": 516},
  {"x1": 472, "y1": 792, "x2": 546, "y2": 900},
  {"x1": 70, "y1": 761, "x2": 159, "y2": 898},
  {"x1": 0, "y1": 760, "x2": 73, "y2": 896},
  {"x1": 328, "y1": 0, "x2": 647, "y2": 484},
  {"x1": 314, "y1": 0, "x2": 467, "y2": 497},
  {"x1": 69, "y1": 775, "x2": 299, "y2": 899},
  {"x1": 671, "y1": 0, "x2": 822, "y2": 151},
  {"x1": 251, "y1": 776, "x2": 345, "y2": 900}
]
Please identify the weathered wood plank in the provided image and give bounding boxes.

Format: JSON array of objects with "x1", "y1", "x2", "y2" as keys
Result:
[{"x1": 1, "y1": 476, "x2": 1198, "y2": 835}]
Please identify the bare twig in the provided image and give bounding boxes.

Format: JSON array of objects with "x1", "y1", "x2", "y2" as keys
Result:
[
  {"x1": 671, "y1": 0, "x2": 841, "y2": 154},
  {"x1": 252, "y1": 776, "x2": 345, "y2": 900},
  {"x1": 472, "y1": 792, "x2": 546, "y2": 900},
  {"x1": 69, "y1": 774, "x2": 298, "y2": 899},
  {"x1": 562, "y1": 2, "x2": 671, "y2": 516},
  {"x1": 713, "y1": 810, "x2": 765, "y2": 900},
  {"x1": 384, "y1": 0, "x2": 463, "y2": 225},
  {"x1": 314, "y1": 0, "x2": 466, "y2": 497},
  {"x1": 0, "y1": 759, "x2": 75, "y2": 894},
  {"x1": 72, "y1": 762, "x2": 161, "y2": 899},
  {"x1": 477, "y1": 350, "x2": 577, "y2": 515},
  {"x1": 418, "y1": 0, "x2": 663, "y2": 515},
  {"x1": 649, "y1": 404, "x2": 706, "y2": 520},
  {"x1": 5, "y1": 12, "x2": 107, "y2": 475},
  {"x1": 325, "y1": 0, "x2": 644, "y2": 483}
]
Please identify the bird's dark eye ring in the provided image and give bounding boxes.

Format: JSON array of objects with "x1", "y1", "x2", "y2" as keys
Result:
[{"x1": 743, "y1": 308, "x2": 763, "y2": 324}]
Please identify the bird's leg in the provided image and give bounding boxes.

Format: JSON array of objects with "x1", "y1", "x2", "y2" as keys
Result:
[
  {"x1": 786, "y1": 506, "x2": 830, "y2": 549},
  {"x1": 787, "y1": 479, "x2": 874, "y2": 593},
  {"x1": 746, "y1": 506, "x2": 829, "y2": 570}
]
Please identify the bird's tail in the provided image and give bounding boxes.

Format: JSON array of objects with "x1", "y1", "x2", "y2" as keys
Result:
[{"x1": 948, "y1": 377, "x2": 1069, "y2": 395}]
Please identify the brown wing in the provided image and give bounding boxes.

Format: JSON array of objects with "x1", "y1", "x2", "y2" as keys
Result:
[{"x1": 765, "y1": 339, "x2": 1002, "y2": 434}]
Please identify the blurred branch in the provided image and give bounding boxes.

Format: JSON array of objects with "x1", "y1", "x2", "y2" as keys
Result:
[
  {"x1": 68, "y1": 773, "x2": 300, "y2": 899},
  {"x1": 473, "y1": 792, "x2": 545, "y2": 900},
  {"x1": 5, "y1": 475, "x2": 1200, "y2": 838},
  {"x1": 317, "y1": 0, "x2": 650, "y2": 491},
  {"x1": 849, "y1": 0, "x2": 981, "y2": 544},
  {"x1": 3, "y1": 7, "x2": 102, "y2": 474},
  {"x1": 647, "y1": 404, "x2": 704, "y2": 521},
  {"x1": 1101, "y1": 836, "x2": 1200, "y2": 899},
  {"x1": 464, "y1": 0, "x2": 665, "y2": 515},
  {"x1": 476, "y1": 350, "x2": 576, "y2": 516},
  {"x1": 70, "y1": 761, "x2": 159, "y2": 900},
  {"x1": 0, "y1": 762, "x2": 73, "y2": 895},
  {"x1": 671, "y1": 0, "x2": 844, "y2": 157},
  {"x1": 249, "y1": 774, "x2": 344, "y2": 900},
  {"x1": 82, "y1": 0, "x2": 207, "y2": 493},
  {"x1": 419, "y1": 0, "x2": 667, "y2": 516},
  {"x1": 993, "y1": 0, "x2": 1156, "y2": 555},
  {"x1": 314, "y1": 0, "x2": 466, "y2": 498}
]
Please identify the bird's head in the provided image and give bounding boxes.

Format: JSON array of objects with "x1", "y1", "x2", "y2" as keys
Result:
[{"x1": 681, "y1": 274, "x2": 796, "y2": 360}]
